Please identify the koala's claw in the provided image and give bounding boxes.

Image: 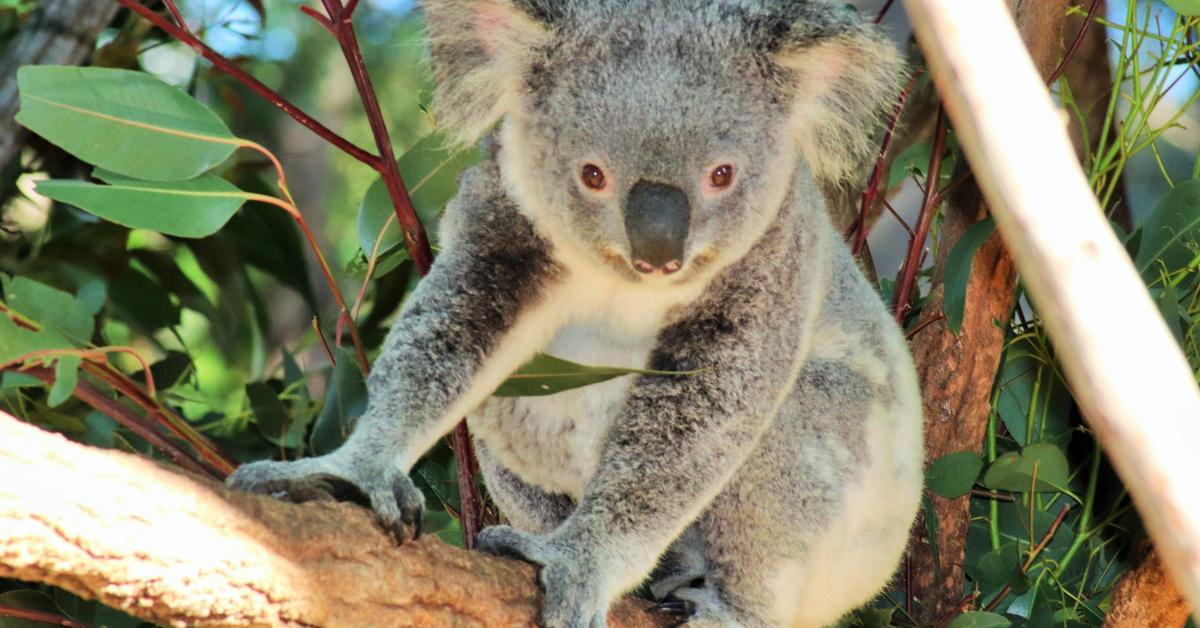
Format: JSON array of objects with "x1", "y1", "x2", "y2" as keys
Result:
[
  {"x1": 228, "y1": 459, "x2": 426, "y2": 544},
  {"x1": 648, "y1": 597, "x2": 696, "y2": 624}
]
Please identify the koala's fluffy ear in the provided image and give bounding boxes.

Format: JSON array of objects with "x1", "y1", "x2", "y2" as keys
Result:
[
  {"x1": 423, "y1": 0, "x2": 554, "y2": 143},
  {"x1": 773, "y1": 4, "x2": 905, "y2": 187}
]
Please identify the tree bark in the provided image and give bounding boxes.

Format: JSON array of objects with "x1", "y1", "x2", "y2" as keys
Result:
[
  {"x1": 1104, "y1": 549, "x2": 1192, "y2": 628},
  {"x1": 905, "y1": 2, "x2": 1067, "y2": 622},
  {"x1": 0, "y1": 0, "x2": 120, "y2": 170},
  {"x1": 0, "y1": 413, "x2": 667, "y2": 627}
]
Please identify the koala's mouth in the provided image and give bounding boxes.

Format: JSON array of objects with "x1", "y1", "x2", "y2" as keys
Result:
[{"x1": 598, "y1": 247, "x2": 718, "y2": 284}]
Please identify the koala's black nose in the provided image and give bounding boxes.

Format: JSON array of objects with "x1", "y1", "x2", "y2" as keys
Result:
[{"x1": 624, "y1": 180, "x2": 690, "y2": 275}]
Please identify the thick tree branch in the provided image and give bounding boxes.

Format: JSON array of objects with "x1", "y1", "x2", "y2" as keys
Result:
[
  {"x1": 1104, "y1": 549, "x2": 1192, "y2": 628},
  {"x1": 904, "y1": 0, "x2": 1200, "y2": 617},
  {"x1": 0, "y1": 413, "x2": 667, "y2": 627}
]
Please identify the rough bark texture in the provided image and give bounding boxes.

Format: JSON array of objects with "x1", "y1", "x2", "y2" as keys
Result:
[
  {"x1": 1105, "y1": 550, "x2": 1192, "y2": 628},
  {"x1": 0, "y1": 414, "x2": 667, "y2": 627},
  {"x1": 906, "y1": 2, "x2": 1067, "y2": 622},
  {"x1": 0, "y1": 0, "x2": 120, "y2": 170}
]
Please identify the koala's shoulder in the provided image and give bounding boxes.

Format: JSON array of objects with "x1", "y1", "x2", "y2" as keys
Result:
[{"x1": 438, "y1": 135, "x2": 545, "y2": 259}]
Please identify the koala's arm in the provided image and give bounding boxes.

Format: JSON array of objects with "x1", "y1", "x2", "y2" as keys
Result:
[{"x1": 229, "y1": 158, "x2": 563, "y2": 536}]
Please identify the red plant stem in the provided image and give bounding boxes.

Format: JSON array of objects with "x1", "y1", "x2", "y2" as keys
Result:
[
  {"x1": 891, "y1": 107, "x2": 948, "y2": 323},
  {"x1": 82, "y1": 362, "x2": 235, "y2": 477},
  {"x1": 853, "y1": 70, "x2": 922, "y2": 256},
  {"x1": 1046, "y1": 0, "x2": 1101, "y2": 87},
  {"x1": 114, "y1": 0, "x2": 377, "y2": 167},
  {"x1": 0, "y1": 604, "x2": 93, "y2": 628},
  {"x1": 875, "y1": 0, "x2": 897, "y2": 23},
  {"x1": 319, "y1": 0, "x2": 435, "y2": 274},
  {"x1": 314, "y1": 0, "x2": 477, "y2": 547},
  {"x1": 19, "y1": 367, "x2": 217, "y2": 479}
]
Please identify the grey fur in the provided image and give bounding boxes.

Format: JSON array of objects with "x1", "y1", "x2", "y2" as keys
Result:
[{"x1": 229, "y1": 2, "x2": 922, "y2": 626}]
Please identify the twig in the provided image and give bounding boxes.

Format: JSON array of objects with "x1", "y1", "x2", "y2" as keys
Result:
[
  {"x1": 875, "y1": 0, "x2": 897, "y2": 23},
  {"x1": 308, "y1": 0, "x2": 477, "y2": 547},
  {"x1": 1046, "y1": 0, "x2": 1102, "y2": 87},
  {"x1": 113, "y1": 0, "x2": 376, "y2": 167},
  {"x1": 983, "y1": 504, "x2": 1071, "y2": 611},
  {"x1": 17, "y1": 367, "x2": 217, "y2": 479},
  {"x1": 892, "y1": 107, "x2": 948, "y2": 322},
  {"x1": 0, "y1": 604, "x2": 93, "y2": 628},
  {"x1": 853, "y1": 70, "x2": 922, "y2": 256}
]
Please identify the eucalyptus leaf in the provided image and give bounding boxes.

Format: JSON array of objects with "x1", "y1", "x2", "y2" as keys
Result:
[
  {"x1": 943, "y1": 217, "x2": 995, "y2": 333},
  {"x1": 982, "y1": 443, "x2": 1070, "y2": 493},
  {"x1": 17, "y1": 66, "x2": 239, "y2": 181},
  {"x1": 1, "y1": 276, "x2": 95, "y2": 344},
  {"x1": 357, "y1": 132, "x2": 481, "y2": 257},
  {"x1": 926, "y1": 451, "x2": 984, "y2": 498},
  {"x1": 247, "y1": 382, "x2": 305, "y2": 449},
  {"x1": 310, "y1": 348, "x2": 367, "y2": 455},
  {"x1": 493, "y1": 353, "x2": 689, "y2": 397},
  {"x1": 0, "y1": 316, "x2": 71, "y2": 365},
  {"x1": 1164, "y1": 0, "x2": 1200, "y2": 16},
  {"x1": 1134, "y1": 179, "x2": 1200, "y2": 280},
  {"x1": 48, "y1": 354, "x2": 82, "y2": 408},
  {"x1": 37, "y1": 173, "x2": 249, "y2": 238}
]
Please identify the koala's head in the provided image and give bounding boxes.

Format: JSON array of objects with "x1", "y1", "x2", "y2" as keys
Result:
[{"x1": 425, "y1": 0, "x2": 902, "y2": 282}]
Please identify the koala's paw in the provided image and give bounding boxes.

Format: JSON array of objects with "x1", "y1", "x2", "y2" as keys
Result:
[
  {"x1": 228, "y1": 459, "x2": 425, "y2": 543},
  {"x1": 477, "y1": 525, "x2": 611, "y2": 628}
]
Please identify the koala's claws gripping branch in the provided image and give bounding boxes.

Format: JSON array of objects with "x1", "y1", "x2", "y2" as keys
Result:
[{"x1": 0, "y1": 413, "x2": 670, "y2": 627}]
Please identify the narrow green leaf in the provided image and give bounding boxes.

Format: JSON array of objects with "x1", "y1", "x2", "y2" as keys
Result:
[
  {"x1": 247, "y1": 382, "x2": 306, "y2": 449},
  {"x1": 943, "y1": 217, "x2": 995, "y2": 333},
  {"x1": 946, "y1": 611, "x2": 1011, "y2": 628},
  {"x1": 493, "y1": 353, "x2": 689, "y2": 397},
  {"x1": 17, "y1": 66, "x2": 239, "y2": 181},
  {"x1": 37, "y1": 173, "x2": 248, "y2": 238},
  {"x1": 357, "y1": 132, "x2": 481, "y2": 257},
  {"x1": 981, "y1": 443, "x2": 1070, "y2": 493},
  {"x1": 925, "y1": 450, "x2": 985, "y2": 498},
  {"x1": 1134, "y1": 179, "x2": 1200, "y2": 279},
  {"x1": 48, "y1": 354, "x2": 82, "y2": 407}
]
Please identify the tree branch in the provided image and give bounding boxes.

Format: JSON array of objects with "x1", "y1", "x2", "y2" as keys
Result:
[{"x1": 0, "y1": 413, "x2": 668, "y2": 627}]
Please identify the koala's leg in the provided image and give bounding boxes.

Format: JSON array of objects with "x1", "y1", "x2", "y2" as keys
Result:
[
  {"x1": 476, "y1": 440, "x2": 575, "y2": 534},
  {"x1": 229, "y1": 159, "x2": 565, "y2": 541}
]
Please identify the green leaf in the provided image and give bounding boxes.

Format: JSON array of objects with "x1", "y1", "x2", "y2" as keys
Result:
[
  {"x1": 37, "y1": 173, "x2": 249, "y2": 238},
  {"x1": 1134, "y1": 179, "x2": 1200, "y2": 280},
  {"x1": 926, "y1": 451, "x2": 985, "y2": 498},
  {"x1": 357, "y1": 132, "x2": 481, "y2": 257},
  {"x1": 1, "y1": 276, "x2": 95, "y2": 344},
  {"x1": 310, "y1": 348, "x2": 367, "y2": 455},
  {"x1": 943, "y1": 217, "x2": 995, "y2": 333},
  {"x1": 0, "y1": 316, "x2": 72, "y2": 365},
  {"x1": 1164, "y1": 0, "x2": 1200, "y2": 16},
  {"x1": 48, "y1": 354, "x2": 82, "y2": 407},
  {"x1": 16, "y1": 66, "x2": 239, "y2": 181},
  {"x1": 982, "y1": 443, "x2": 1070, "y2": 493},
  {"x1": 247, "y1": 382, "x2": 306, "y2": 449},
  {"x1": 946, "y1": 611, "x2": 1011, "y2": 628},
  {"x1": 493, "y1": 353, "x2": 689, "y2": 397}
]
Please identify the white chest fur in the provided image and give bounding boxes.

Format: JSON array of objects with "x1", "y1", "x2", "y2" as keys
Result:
[{"x1": 469, "y1": 251, "x2": 707, "y2": 499}]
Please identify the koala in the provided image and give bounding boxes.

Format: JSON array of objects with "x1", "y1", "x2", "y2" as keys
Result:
[{"x1": 229, "y1": 1, "x2": 925, "y2": 627}]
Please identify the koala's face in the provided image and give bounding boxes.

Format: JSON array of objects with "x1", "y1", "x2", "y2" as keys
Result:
[{"x1": 499, "y1": 7, "x2": 800, "y2": 283}]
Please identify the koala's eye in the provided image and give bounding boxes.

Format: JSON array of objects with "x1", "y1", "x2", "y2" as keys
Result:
[
  {"x1": 710, "y1": 164, "x2": 734, "y2": 189},
  {"x1": 581, "y1": 164, "x2": 607, "y2": 190}
]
